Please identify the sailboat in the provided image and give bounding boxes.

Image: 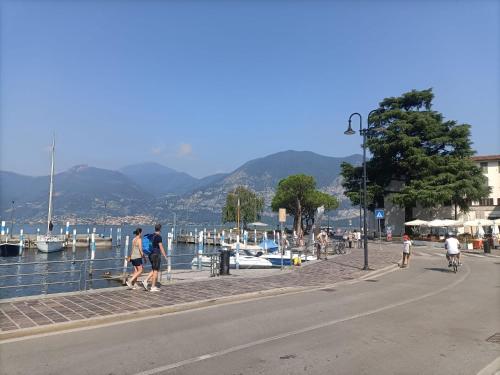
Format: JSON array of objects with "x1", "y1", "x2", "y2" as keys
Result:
[{"x1": 37, "y1": 136, "x2": 65, "y2": 253}]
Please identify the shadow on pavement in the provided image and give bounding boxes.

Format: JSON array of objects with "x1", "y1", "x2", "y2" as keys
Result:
[{"x1": 424, "y1": 267, "x2": 453, "y2": 273}]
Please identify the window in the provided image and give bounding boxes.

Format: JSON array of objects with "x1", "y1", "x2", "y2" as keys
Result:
[
  {"x1": 479, "y1": 198, "x2": 494, "y2": 206},
  {"x1": 480, "y1": 162, "x2": 488, "y2": 173}
]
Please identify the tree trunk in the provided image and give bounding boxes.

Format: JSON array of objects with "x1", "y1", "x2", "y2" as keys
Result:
[
  {"x1": 404, "y1": 206, "x2": 413, "y2": 223},
  {"x1": 296, "y1": 198, "x2": 302, "y2": 236}
]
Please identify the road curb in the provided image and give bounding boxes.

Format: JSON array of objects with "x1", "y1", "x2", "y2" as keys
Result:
[{"x1": 0, "y1": 263, "x2": 399, "y2": 342}]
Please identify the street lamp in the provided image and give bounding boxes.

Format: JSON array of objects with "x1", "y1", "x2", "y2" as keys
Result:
[{"x1": 344, "y1": 109, "x2": 383, "y2": 270}]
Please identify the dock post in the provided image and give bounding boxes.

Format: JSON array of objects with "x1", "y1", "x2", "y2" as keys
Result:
[
  {"x1": 122, "y1": 235, "x2": 129, "y2": 284},
  {"x1": 1, "y1": 221, "x2": 5, "y2": 236},
  {"x1": 197, "y1": 230, "x2": 203, "y2": 270},
  {"x1": 117, "y1": 227, "x2": 122, "y2": 246},
  {"x1": 229, "y1": 229, "x2": 233, "y2": 243},
  {"x1": 72, "y1": 229, "x2": 77, "y2": 247},
  {"x1": 87, "y1": 228, "x2": 90, "y2": 247},
  {"x1": 235, "y1": 235, "x2": 240, "y2": 269},
  {"x1": 254, "y1": 229, "x2": 257, "y2": 244},
  {"x1": 221, "y1": 230, "x2": 225, "y2": 246},
  {"x1": 19, "y1": 229, "x2": 24, "y2": 256},
  {"x1": 89, "y1": 233, "x2": 96, "y2": 275},
  {"x1": 167, "y1": 232, "x2": 172, "y2": 280},
  {"x1": 109, "y1": 227, "x2": 113, "y2": 241},
  {"x1": 65, "y1": 221, "x2": 70, "y2": 239}
]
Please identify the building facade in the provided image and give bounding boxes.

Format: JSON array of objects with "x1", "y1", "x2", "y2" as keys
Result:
[{"x1": 378, "y1": 155, "x2": 500, "y2": 236}]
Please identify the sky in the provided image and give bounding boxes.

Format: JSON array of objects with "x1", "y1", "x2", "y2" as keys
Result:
[{"x1": 0, "y1": 0, "x2": 499, "y2": 178}]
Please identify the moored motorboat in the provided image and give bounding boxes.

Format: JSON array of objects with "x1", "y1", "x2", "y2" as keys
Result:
[{"x1": 0, "y1": 243, "x2": 20, "y2": 257}]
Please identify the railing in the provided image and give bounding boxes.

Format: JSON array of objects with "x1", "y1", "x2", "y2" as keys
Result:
[{"x1": 0, "y1": 251, "x2": 221, "y2": 299}]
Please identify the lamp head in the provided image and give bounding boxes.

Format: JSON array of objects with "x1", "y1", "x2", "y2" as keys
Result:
[{"x1": 344, "y1": 120, "x2": 356, "y2": 135}]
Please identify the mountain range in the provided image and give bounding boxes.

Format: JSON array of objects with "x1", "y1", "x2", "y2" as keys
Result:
[{"x1": 0, "y1": 151, "x2": 362, "y2": 224}]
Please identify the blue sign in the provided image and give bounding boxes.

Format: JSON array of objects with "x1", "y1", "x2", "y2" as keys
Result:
[{"x1": 375, "y1": 209, "x2": 385, "y2": 219}]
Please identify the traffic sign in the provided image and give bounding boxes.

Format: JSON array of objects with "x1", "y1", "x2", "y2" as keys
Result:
[{"x1": 375, "y1": 209, "x2": 385, "y2": 219}]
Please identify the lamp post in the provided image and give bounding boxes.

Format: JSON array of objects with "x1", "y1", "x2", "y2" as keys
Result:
[{"x1": 344, "y1": 109, "x2": 382, "y2": 270}]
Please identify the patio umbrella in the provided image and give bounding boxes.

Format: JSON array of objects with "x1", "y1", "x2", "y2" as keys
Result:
[
  {"x1": 492, "y1": 224, "x2": 499, "y2": 236},
  {"x1": 493, "y1": 218, "x2": 500, "y2": 225},
  {"x1": 428, "y1": 219, "x2": 446, "y2": 227},
  {"x1": 464, "y1": 219, "x2": 494, "y2": 226},
  {"x1": 476, "y1": 225, "x2": 485, "y2": 238},
  {"x1": 248, "y1": 222, "x2": 268, "y2": 228},
  {"x1": 404, "y1": 219, "x2": 429, "y2": 226},
  {"x1": 441, "y1": 219, "x2": 463, "y2": 227}
]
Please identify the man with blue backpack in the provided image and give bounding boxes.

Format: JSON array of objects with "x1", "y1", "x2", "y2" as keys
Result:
[{"x1": 142, "y1": 224, "x2": 167, "y2": 292}]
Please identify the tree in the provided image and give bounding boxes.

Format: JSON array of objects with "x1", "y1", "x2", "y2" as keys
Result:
[
  {"x1": 271, "y1": 174, "x2": 338, "y2": 235},
  {"x1": 222, "y1": 186, "x2": 264, "y2": 228},
  {"x1": 341, "y1": 89, "x2": 490, "y2": 220}
]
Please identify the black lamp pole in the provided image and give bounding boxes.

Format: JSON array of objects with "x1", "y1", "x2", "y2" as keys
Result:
[{"x1": 344, "y1": 109, "x2": 382, "y2": 270}]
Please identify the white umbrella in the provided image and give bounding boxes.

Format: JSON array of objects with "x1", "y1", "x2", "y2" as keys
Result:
[
  {"x1": 441, "y1": 219, "x2": 463, "y2": 227},
  {"x1": 493, "y1": 218, "x2": 500, "y2": 225},
  {"x1": 492, "y1": 224, "x2": 499, "y2": 236},
  {"x1": 476, "y1": 225, "x2": 485, "y2": 238},
  {"x1": 404, "y1": 219, "x2": 429, "y2": 226},
  {"x1": 464, "y1": 219, "x2": 494, "y2": 226},
  {"x1": 428, "y1": 219, "x2": 446, "y2": 227}
]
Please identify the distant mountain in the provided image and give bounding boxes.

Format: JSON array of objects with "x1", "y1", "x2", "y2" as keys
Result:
[
  {"x1": 0, "y1": 165, "x2": 151, "y2": 221},
  {"x1": 120, "y1": 162, "x2": 198, "y2": 196},
  {"x1": 174, "y1": 151, "x2": 363, "y2": 221},
  {"x1": 0, "y1": 151, "x2": 363, "y2": 223}
]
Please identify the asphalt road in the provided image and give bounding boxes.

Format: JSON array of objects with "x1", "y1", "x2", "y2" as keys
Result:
[{"x1": 1, "y1": 250, "x2": 499, "y2": 375}]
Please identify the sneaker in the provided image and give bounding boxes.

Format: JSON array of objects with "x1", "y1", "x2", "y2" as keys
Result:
[
  {"x1": 126, "y1": 280, "x2": 133, "y2": 289},
  {"x1": 458, "y1": 262, "x2": 462, "y2": 266},
  {"x1": 141, "y1": 279, "x2": 149, "y2": 291},
  {"x1": 448, "y1": 263, "x2": 452, "y2": 267},
  {"x1": 132, "y1": 283, "x2": 139, "y2": 290},
  {"x1": 150, "y1": 286, "x2": 160, "y2": 292}
]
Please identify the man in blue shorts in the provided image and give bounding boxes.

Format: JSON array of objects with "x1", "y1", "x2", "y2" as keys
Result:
[{"x1": 142, "y1": 224, "x2": 167, "y2": 292}]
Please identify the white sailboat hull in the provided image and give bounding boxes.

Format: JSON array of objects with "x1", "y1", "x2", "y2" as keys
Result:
[{"x1": 37, "y1": 236, "x2": 65, "y2": 253}]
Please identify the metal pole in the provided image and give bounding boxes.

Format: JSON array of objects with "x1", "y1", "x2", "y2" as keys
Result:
[{"x1": 362, "y1": 128, "x2": 368, "y2": 270}]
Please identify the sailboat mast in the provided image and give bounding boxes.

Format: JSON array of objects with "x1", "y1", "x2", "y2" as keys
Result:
[{"x1": 47, "y1": 136, "x2": 55, "y2": 234}]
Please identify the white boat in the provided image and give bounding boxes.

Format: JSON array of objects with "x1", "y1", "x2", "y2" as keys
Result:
[
  {"x1": 222, "y1": 241, "x2": 263, "y2": 252},
  {"x1": 37, "y1": 136, "x2": 64, "y2": 253},
  {"x1": 192, "y1": 250, "x2": 273, "y2": 269}
]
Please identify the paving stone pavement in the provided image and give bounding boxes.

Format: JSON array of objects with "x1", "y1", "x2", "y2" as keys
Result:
[{"x1": 0, "y1": 243, "x2": 402, "y2": 333}]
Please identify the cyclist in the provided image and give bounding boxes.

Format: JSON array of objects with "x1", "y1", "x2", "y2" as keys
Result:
[{"x1": 445, "y1": 232, "x2": 461, "y2": 267}]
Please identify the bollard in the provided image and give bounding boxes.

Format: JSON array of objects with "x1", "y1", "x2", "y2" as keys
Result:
[
  {"x1": 122, "y1": 235, "x2": 129, "y2": 284},
  {"x1": 220, "y1": 249, "x2": 230, "y2": 275},
  {"x1": 235, "y1": 235, "x2": 240, "y2": 269},
  {"x1": 167, "y1": 232, "x2": 173, "y2": 280},
  {"x1": 197, "y1": 230, "x2": 203, "y2": 270},
  {"x1": 19, "y1": 229, "x2": 24, "y2": 256}
]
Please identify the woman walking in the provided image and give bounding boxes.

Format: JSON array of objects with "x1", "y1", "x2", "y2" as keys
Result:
[{"x1": 126, "y1": 228, "x2": 145, "y2": 289}]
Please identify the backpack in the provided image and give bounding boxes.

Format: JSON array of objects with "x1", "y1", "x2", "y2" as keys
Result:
[{"x1": 142, "y1": 233, "x2": 156, "y2": 255}]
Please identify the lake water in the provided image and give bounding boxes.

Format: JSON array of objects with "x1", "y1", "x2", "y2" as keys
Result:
[{"x1": 0, "y1": 224, "x2": 222, "y2": 300}]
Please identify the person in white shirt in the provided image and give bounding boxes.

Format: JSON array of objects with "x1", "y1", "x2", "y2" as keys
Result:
[
  {"x1": 445, "y1": 232, "x2": 461, "y2": 267},
  {"x1": 401, "y1": 234, "x2": 412, "y2": 268}
]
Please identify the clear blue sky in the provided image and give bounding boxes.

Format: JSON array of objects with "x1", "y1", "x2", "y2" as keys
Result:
[{"x1": 1, "y1": 0, "x2": 498, "y2": 178}]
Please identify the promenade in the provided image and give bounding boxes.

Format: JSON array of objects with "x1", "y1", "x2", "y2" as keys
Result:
[{"x1": 0, "y1": 243, "x2": 401, "y2": 338}]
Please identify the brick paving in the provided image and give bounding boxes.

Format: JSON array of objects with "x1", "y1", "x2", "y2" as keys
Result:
[{"x1": 0, "y1": 244, "x2": 401, "y2": 333}]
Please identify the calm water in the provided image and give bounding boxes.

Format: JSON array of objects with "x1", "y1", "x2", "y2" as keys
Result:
[{"x1": 0, "y1": 224, "x2": 221, "y2": 299}]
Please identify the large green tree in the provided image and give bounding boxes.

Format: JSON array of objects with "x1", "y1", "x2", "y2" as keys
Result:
[
  {"x1": 341, "y1": 89, "x2": 490, "y2": 220},
  {"x1": 271, "y1": 174, "x2": 338, "y2": 235},
  {"x1": 222, "y1": 186, "x2": 264, "y2": 228}
]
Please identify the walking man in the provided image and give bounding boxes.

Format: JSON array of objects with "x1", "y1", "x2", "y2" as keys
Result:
[{"x1": 142, "y1": 224, "x2": 167, "y2": 292}]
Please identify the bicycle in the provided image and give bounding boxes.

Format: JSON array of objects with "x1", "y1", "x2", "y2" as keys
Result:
[
  {"x1": 333, "y1": 240, "x2": 347, "y2": 255},
  {"x1": 449, "y1": 254, "x2": 459, "y2": 273}
]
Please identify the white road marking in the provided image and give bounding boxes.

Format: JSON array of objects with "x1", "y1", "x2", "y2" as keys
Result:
[
  {"x1": 477, "y1": 356, "x2": 500, "y2": 375},
  {"x1": 133, "y1": 264, "x2": 471, "y2": 375}
]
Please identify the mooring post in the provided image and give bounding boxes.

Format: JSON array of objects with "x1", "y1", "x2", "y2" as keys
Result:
[
  {"x1": 197, "y1": 230, "x2": 203, "y2": 270},
  {"x1": 235, "y1": 235, "x2": 240, "y2": 269},
  {"x1": 167, "y1": 232, "x2": 173, "y2": 281},
  {"x1": 122, "y1": 235, "x2": 129, "y2": 284},
  {"x1": 89, "y1": 233, "x2": 96, "y2": 275}
]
